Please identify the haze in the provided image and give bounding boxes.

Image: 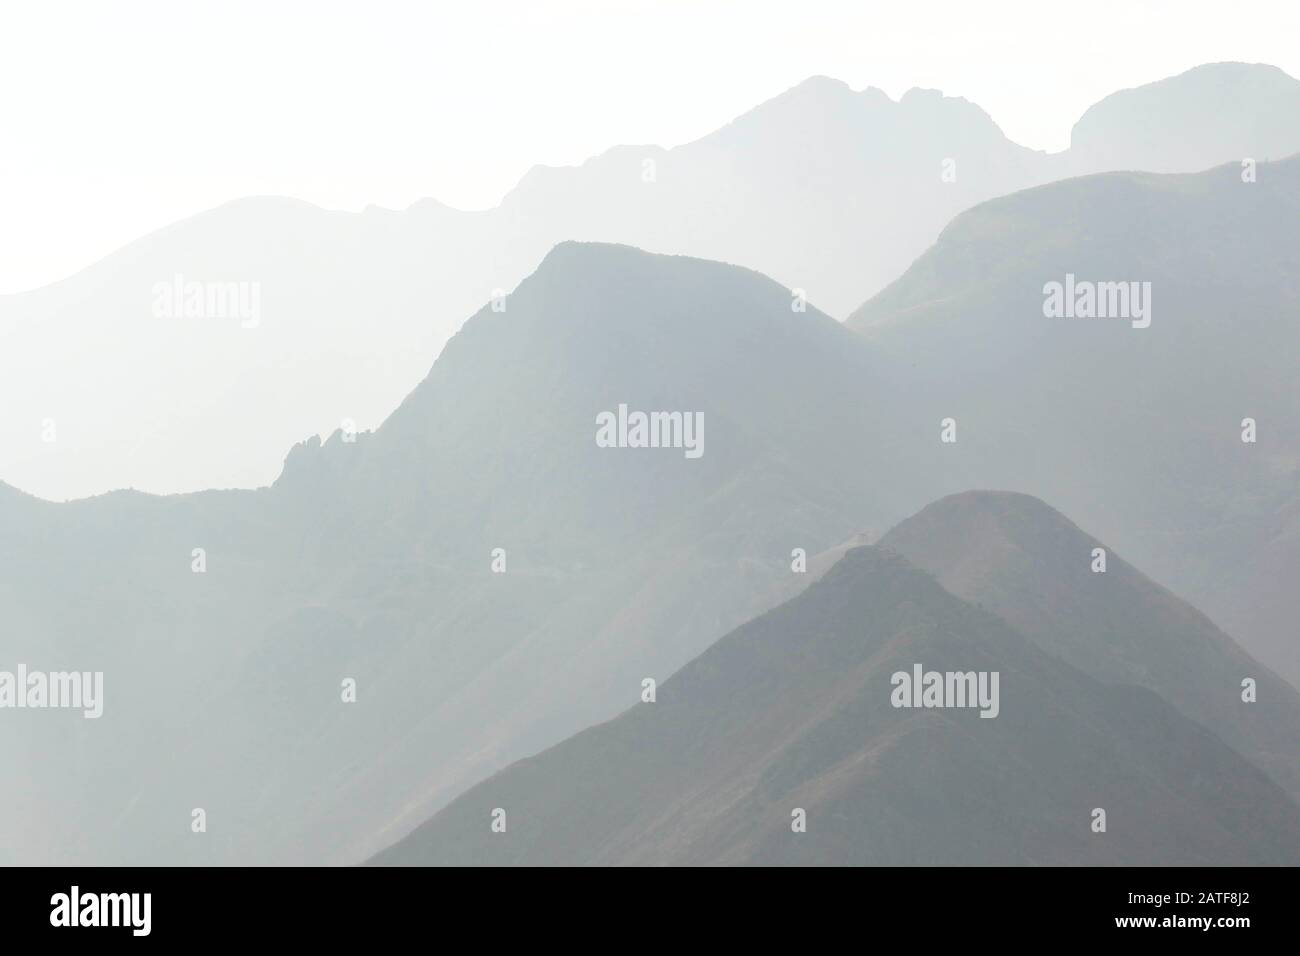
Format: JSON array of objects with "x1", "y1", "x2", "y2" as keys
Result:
[{"x1": 3, "y1": 0, "x2": 1300, "y2": 292}]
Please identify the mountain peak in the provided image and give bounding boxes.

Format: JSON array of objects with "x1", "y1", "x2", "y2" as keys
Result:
[
  {"x1": 532, "y1": 238, "x2": 652, "y2": 271},
  {"x1": 883, "y1": 489, "x2": 1300, "y2": 801},
  {"x1": 790, "y1": 74, "x2": 852, "y2": 95},
  {"x1": 780, "y1": 74, "x2": 892, "y2": 106},
  {"x1": 893, "y1": 489, "x2": 1068, "y2": 527},
  {"x1": 520, "y1": 240, "x2": 806, "y2": 313}
]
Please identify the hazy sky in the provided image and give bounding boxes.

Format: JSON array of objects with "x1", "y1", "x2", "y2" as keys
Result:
[{"x1": 2, "y1": 0, "x2": 1298, "y2": 293}]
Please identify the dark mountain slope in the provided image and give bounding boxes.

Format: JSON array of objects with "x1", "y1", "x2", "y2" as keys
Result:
[
  {"x1": 882, "y1": 491, "x2": 1300, "y2": 800},
  {"x1": 372, "y1": 546, "x2": 1300, "y2": 866}
]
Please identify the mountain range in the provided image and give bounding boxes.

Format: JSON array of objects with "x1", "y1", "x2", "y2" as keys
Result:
[
  {"x1": 4, "y1": 62, "x2": 1299, "y2": 500},
  {"x1": 3, "y1": 62, "x2": 1299, "y2": 865}
]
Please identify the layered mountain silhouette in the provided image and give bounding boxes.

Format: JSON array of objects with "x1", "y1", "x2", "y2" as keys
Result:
[
  {"x1": 850, "y1": 154, "x2": 1300, "y2": 684},
  {"x1": 5, "y1": 125, "x2": 1300, "y2": 866},
  {"x1": 5, "y1": 223, "x2": 1300, "y2": 865},
  {"x1": 5, "y1": 62, "x2": 1298, "y2": 500},
  {"x1": 371, "y1": 541, "x2": 1300, "y2": 866}
]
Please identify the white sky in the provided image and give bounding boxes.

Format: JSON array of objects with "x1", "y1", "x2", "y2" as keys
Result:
[{"x1": 2, "y1": 0, "x2": 1298, "y2": 293}]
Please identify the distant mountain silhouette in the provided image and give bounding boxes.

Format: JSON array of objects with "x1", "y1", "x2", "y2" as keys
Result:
[
  {"x1": 1064, "y1": 62, "x2": 1300, "y2": 174},
  {"x1": 370, "y1": 544, "x2": 1300, "y2": 866},
  {"x1": 5, "y1": 62, "x2": 1298, "y2": 500}
]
